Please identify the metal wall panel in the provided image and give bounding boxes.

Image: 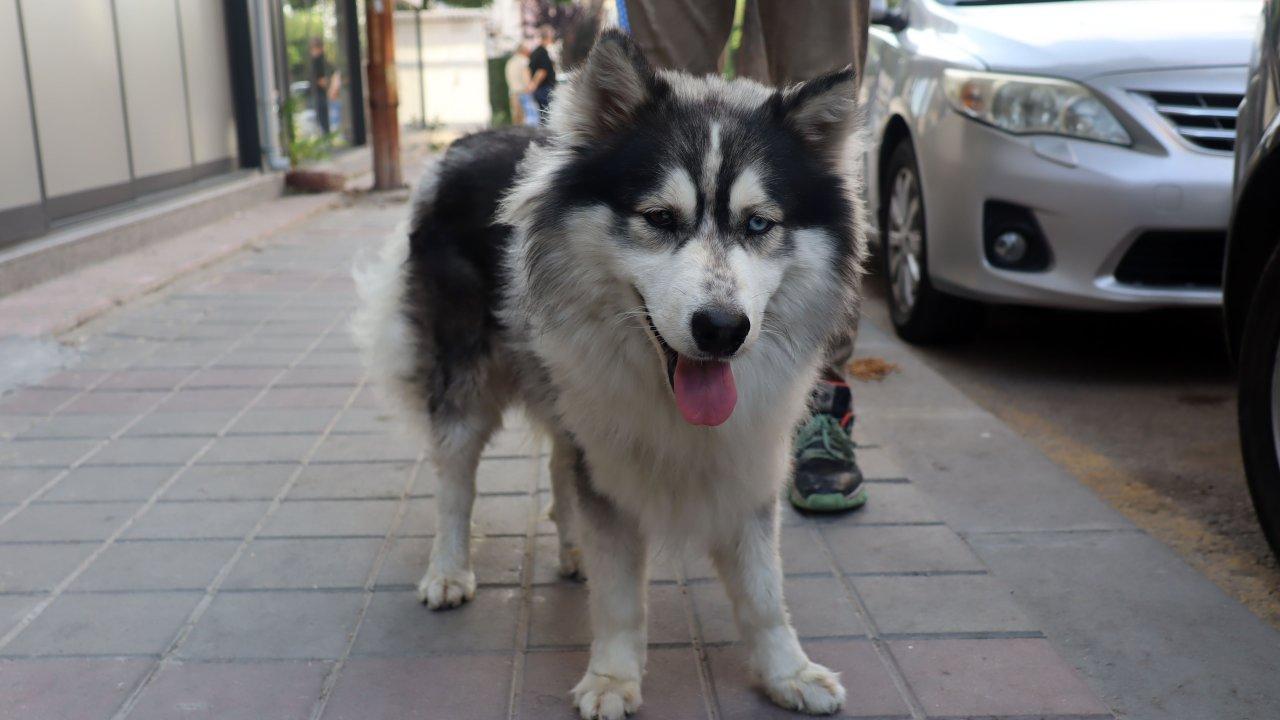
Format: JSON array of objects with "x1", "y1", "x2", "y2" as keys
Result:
[
  {"x1": 22, "y1": 0, "x2": 131, "y2": 199},
  {"x1": 178, "y1": 0, "x2": 237, "y2": 165},
  {"x1": 116, "y1": 0, "x2": 193, "y2": 179},
  {"x1": 0, "y1": 0, "x2": 41, "y2": 213}
]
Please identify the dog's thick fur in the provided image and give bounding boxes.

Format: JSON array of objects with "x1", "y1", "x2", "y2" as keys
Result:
[{"x1": 353, "y1": 30, "x2": 867, "y2": 719}]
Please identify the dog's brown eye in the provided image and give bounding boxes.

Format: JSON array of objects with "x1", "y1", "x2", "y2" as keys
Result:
[{"x1": 643, "y1": 209, "x2": 676, "y2": 230}]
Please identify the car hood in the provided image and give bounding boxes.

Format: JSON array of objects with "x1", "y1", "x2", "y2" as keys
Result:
[{"x1": 935, "y1": 0, "x2": 1258, "y2": 80}]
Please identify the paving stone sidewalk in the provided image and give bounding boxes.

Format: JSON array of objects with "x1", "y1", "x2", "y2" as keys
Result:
[{"x1": 0, "y1": 195, "x2": 1114, "y2": 719}]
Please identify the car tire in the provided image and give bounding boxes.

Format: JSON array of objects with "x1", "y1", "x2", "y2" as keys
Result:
[
  {"x1": 1238, "y1": 245, "x2": 1280, "y2": 561},
  {"x1": 880, "y1": 140, "x2": 983, "y2": 344}
]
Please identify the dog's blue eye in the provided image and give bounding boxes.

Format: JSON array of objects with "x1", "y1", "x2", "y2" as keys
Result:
[
  {"x1": 746, "y1": 215, "x2": 774, "y2": 234},
  {"x1": 643, "y1": 209, "x2": 676, "y2": 230}
]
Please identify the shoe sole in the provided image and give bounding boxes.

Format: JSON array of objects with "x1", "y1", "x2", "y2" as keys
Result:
[{"x1": 788, "y1": 485, "x2": 868, "y2": 512}]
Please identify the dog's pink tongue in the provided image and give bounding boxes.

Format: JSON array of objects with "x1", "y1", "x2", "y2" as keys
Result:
[{"x1": 673, "y1": 356, "x2": 737, "y2": 426}]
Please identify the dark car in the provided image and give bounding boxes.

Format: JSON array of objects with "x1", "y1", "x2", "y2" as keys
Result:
[{"x1": 1226, "y1": 0, "x2": 1280, "y2": 560}]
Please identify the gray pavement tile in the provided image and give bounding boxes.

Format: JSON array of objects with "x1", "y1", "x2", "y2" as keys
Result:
[
  {"x1": 199, "y1": 435, "x2": 318, "y2": 464},
  {"x1": 42, "y1": 465, "x2": 175, "y2": 502},
  {"x1": 691, "y1": 576, "x2": 866, "y2": 644},
  {"x1": 529, "y1": 584, "x2": 689, "y2": 648},
  {"x1": 855, "y1": 447, "x2": 907, "y2": 480},
  {"x1": 312, "y1": 434, "x2": 419, "y2": 464},
  {"x1": 0, "y1": 438, "x2": 99, "y2": 468},
  {"x1": 224, "y1": 538, "x2": 383, "y2": 590},
  {"x1": 778, "y1": 525, "x2": 840, "y2": 576},
  {"x1": 330, "y1": 408, "x2": 396, "y2": 435},
  {"x1": 128, "y1": 660, "x2": 330, "y2": 720},
  {"x1": 277, "y1": 366, "x2": 363, "y2": 387},
  {"x1": 62, "y1": 391, "x2": 165, "y2": 415},
  {"x1": 0, "y1": 388, "x2": 76, "y2": 415},
  {"x1": 474, "y1": 457, "x2": 539, "y2": 494},
  {"x1": 263, "y1": 500, "x2": 398, "y2": 537},
  {"x1": 521, "y1": 647, "x2": 708, "y2": 720},
  {"x1": 352, "y1": 589, "x2": 520, "y2": 655},
  {"x1": 296, "y1": 352, "x2": 361, "y2": 369},
  {"x1": 98, "y1": 369, "x2": 191, "y2": 391},
  {"x1": 822, "y1": 525, "x2": 987, "y2": 575},
  {"x1": 889, "y1": 638, "x2": 1110, "y2": 718},
  {"x1": 125, "y1": 410, "x2": 240, "y2": 437},
  {"x1": 180, "y1": 590, "x2": 364, "y2": 660},
  {"x1": 15, "y1": 414, "x2": 135, "y2": 439},
  {"x1": 88, "y1": 436, "x2": 209, "y2": 466},
  {"x1": 708, "y1": 640, "x2": 910, "y2": 719},
  {"x1": 854, "y1": 574, "x2": 1037, "y2": 636},
  {"x1": 322, "y1": 655, "x2": 512, "y2": 720},
  {"x1": 470, "y1": 495, "x2": 532, "y2": 536},
  {"x1": 162, "y1": 463, "x2": 296, "y2": 501},
  {"x1": 70, "y1": 540, "x2": 240, "y2": 592},
  {"x1": 4, "y1": 591, "x2": 200, "y2": 656},
  {"x1": 484, "y1": 428, "x2": 542, "y2": 458},
  {"x1": 32, "y1": 370, "x2": 111, "y2": 390},
  {"x1": 379, "y1": 535, "x2": 525, "y2": 588},
  {"x1": 124, "y1": 501, "x2": 269, "y2": 540},
  {"x1": 397, "y1": 498, "x2": 437, "y2": 536},
  {"x1": 0, "y1": 468, "x2": 56, "y2": 503},
  {"x1": 288, "y1": 462, "x2": 413, "y2": 500},
  {"x1": 0, "y1": 595, "x2": 38, "y2": 631},
  {"x1": 841, "y1": 483, "x2": 941, "y2": 525},
  {"x1": 256, "y1": 387, "x2": 353, "y2": 410},
  {"x1": 227, "y1": 408, "x2": 335, "y2": 435},
  {"x1": 0, "y1": 502, "x2": 137, "y2": 542},
  {"x1": 183, "y1": 367, "x2": 282, "y2": 389},
  {"x1": 0, "y1": 658, "x2": 152, "y2": 720},
  {"x1": 158, "y1": 389, "x2": 261, "y2": 413},
  {"x1": 211, "y1": 350, "x2": 299, "y2": 368},
  {"x1": 0, "y1": 543, "x2": 96, "y2": 593}
]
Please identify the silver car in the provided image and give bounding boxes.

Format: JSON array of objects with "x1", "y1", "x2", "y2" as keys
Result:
[{"x1": 863, "y1": 0, "x2": 1258, "y2": 343}]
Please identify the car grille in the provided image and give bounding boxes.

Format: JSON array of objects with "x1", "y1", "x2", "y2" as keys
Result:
[
  {"x1": 1113, "y1": 231, "x2": 1226, "y2": 289},
  {"x1": 1139, "y1": 91, "x2": 1243, "y2": 153}
]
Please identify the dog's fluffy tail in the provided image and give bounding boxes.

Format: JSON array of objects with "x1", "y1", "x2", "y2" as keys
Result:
[{"x1": 350, "y1": 226, "x2": 425, "y2": 433}]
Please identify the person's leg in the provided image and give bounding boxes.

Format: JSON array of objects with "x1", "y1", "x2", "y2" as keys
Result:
[
  {"x1": 625, "y1": 0, "x2": 737, "y2": 77},
  {"x1": 751, "y1": 0, "x2": 867, "y2": 86},
  {"x1": 743, "y1": 0, "x2": 871, "y2": 512},
  {"x1": 535, "y1": 86, "x2": 553, "y2": 125}
]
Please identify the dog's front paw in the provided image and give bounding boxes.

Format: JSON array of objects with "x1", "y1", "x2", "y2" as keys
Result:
[
  {"x1": 416, "y1": 567, "x2": 475, "y2": 609},
  {"x1": 571, "y1": 671, "x2": 641, "y2": 720},
  {"x1": 559, "y1": 543, "x2": 585, "y2": 579},
  {"x1": 761, "y1": 661, "x2": 845, "y2": 715}
]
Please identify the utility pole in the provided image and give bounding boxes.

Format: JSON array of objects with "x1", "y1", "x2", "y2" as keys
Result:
[{"x1": 365, "y1": 0, "x2": 402, "y2": 189}]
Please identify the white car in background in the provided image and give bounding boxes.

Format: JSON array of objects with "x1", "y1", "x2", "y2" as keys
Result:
[{"x1": 862, "y1": 0, "x2": 1259, "y2": 343}]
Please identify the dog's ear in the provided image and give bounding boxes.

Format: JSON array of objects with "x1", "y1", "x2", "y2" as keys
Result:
[
  {"x1": 559, "y1": 29, "x2": 663, "y2": 141},
  {"x1": 775, "y1": 66, "x2": 859, "y2": 156}
]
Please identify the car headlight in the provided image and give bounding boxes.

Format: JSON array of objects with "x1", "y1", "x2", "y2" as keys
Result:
[{"x1": 943, "y1": 68, "x2": 1131, "y2": 146}]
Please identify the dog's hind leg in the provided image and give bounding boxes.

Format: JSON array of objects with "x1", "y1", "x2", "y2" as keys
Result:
[
  {"x1": 570, "y1": 453, "x2": 648, "y2": 720},
  {"x1": 710, "y1": 502, "x2": 846, "y2": 714},
  {"x1": 418, "y1": 409, "x2": 498, "y2": 609},
  {"x1": 547, "y1": 432, "x2": 584, "y2": 578}
]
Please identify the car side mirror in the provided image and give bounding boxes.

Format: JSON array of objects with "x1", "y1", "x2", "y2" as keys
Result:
[{"x1": 870, "y1": 0, "x2": 909, "y2": 32}]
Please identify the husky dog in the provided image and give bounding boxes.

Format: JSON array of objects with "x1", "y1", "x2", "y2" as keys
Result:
[{"x1": 353, "y1": 30, "x2": 866, "y2": 719}]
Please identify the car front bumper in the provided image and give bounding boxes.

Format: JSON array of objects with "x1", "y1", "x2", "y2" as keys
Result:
[{"x1": 916, "y1": 112, "x2": 1230, "y2": 311}]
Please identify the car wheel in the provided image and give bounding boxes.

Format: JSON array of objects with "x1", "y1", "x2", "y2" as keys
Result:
[
  {"x1": 1239, "y1": 245, "x2": 1280, "y2": 561},
  {"x1": 880, "y1": 140, "x2": 983, "y2": 344}
]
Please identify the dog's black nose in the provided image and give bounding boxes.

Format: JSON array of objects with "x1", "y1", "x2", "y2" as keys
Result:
[{"x1": 690, "y1": 308, "x2": 750, "y2": 357}]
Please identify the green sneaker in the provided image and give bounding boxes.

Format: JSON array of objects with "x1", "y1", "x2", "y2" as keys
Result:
[{"x1": 788, "y1": 380, "x2": 867, "y2": 512}]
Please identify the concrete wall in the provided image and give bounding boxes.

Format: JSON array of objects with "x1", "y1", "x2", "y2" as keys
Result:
[
  {"x1": 0, "y1": 0, "x2": 240, "y2": 249},
  {"x1": 395, "y1": 8, "x2": 491, "y2": 130}
]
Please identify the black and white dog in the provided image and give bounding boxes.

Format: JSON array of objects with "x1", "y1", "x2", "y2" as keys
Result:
[{"x1": 353, "y1": 30, "x2": 866, "y2": 719}]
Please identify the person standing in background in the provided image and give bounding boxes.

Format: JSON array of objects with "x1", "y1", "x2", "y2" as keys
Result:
[
  {"x1": 308, "y1": 37, "x2": 335, "y2": 135},
  {"x1": 505, "y1": 42, "x2": 533, "y2": 126},
  {"x1": 526, "y1": 25, "x2": 558, "y2": 124},
  {"x1": 626, "y1": 0, "x2": 873, "y2": 513}
]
